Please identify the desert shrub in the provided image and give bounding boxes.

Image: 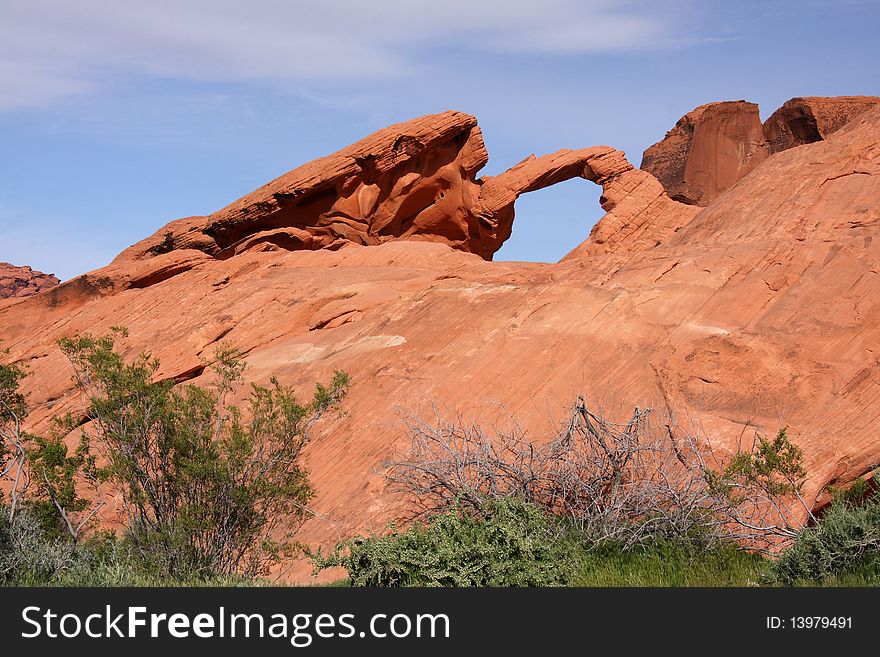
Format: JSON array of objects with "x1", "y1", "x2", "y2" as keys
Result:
[
  {"x1": 715, "y1": 428, "x2": 807, "y2": 498},
  {"x1": 0, "y1": 506, "x2": 257, "y2": 586},
  {"x1": 771, "y1": 477, "x2": 880, "y2": 585},
  {"x1": 0, "y1": 507, "x2": 124, "y2": 585},
  {"x1": 0, "y1": 358, "x2": 27, "y2": 441},
  {"x1": 27, "y1": 430, "x2": 103, "y2": 541},
  {"x1": 388, "y1": 401, "x2": 810, "y2": 551},
  {"x1": 39, "y1": 531, "x2": 259, "y2": 587},
  {"x1": 313, "y1": 498, "x2": 579, "y2": 587},
  {"x1": 0, "y1": 333, "x2": 349, "y2": 582},
  {"x1": 0, "y1": 505, "x2": 77, "y2": 584},
  {"x1": 57, "y1": 329, "x2": 349, "y2": 578}
]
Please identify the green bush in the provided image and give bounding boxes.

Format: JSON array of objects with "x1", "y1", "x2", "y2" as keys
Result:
[
  {"x1": 2, "y1": 333, "x2": 349, "y2": 583},
  {"x1": 312, "y1": 498, "x2": 773, "y2": 587},
  {"x1": 313, "y1": 498, "x2": 579, "y2": 587},
  {"x1": 771, "y1": 479, "x2": 880, "y2": 585},
  {"x1": 0, "y1": 507, "x2": 127, "y2": 586},
  {"x1": 57, "y1": 329, "x2": 349, "y2": 579}
]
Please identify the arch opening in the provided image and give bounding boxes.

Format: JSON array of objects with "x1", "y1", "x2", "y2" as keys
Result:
[{"x1": 493, "y1": 177, "x2": 604, "y2": 263}]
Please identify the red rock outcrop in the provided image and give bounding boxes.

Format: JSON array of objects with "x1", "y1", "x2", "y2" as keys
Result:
[
  {"x1": 115, "y1": 111, "x2": 692, "y2": 269},
  {"x1": 562, "y1": 161, "x2": 701, "y2": 265},
  {"x1": 0, "y1": 263, "x2": 60, "y2": 300},
  {"x1": 763, "y1": 96, "x2": 880, "y2": 154},
  {"x1": 643, "y1": 96, "x2": 880, "y2": 207},
  {"x1": 2, "y1": 102, "x2": 880, "y2": 581},
  {"x1": 640, "y1": 101, "x2": 769, "y2": 206},
  {"x1": 116, "y1": 111, "x2": 492, "y2": 261}
]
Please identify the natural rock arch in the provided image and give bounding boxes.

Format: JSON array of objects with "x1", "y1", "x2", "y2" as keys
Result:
[
  {"x1": 490, "y1": 177, "x2": 603, "y2": 263},
  {"x1": 38, "y1": 111, "x2": 699, "y2": 308},
  {"x1": 113, "y1": 111, "x2": 698, "y2": 271},
  {"x1": 472, "y1": 144, "x2": 699, "y2": 263}
]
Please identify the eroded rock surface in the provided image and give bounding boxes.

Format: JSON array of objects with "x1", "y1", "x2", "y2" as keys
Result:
[
  {"x1": 116, "y1": 111, "x2": 690, "y2": 269},
  {"x1": 640, "y1": 101, "x2": 768, "y2": 206},
  {"x1": 764, "y1": 96, "x2": 880, "y2": 154},
  {"x1": 0, "y1": 263, "x2": 60, "y2": 300},
  {"x1": 642, "y1": 96, "x2": 880, "y2": 207}
]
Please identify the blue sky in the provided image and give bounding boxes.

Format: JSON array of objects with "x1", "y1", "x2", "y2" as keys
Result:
[{"x1": 0, "y1": 0, "x2": 877, "y2": 281}]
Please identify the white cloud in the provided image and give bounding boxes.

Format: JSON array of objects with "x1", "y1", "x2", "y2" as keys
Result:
[
  {"x1": 0, "y1": 62, "x2": 96, "y2": 110},
  {"x1": 0, "y1": 0, "x2": 695, "y2": 110}
]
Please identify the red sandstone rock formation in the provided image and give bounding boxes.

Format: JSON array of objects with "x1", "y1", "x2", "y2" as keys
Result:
[
  {"x1": 2, "y1": 101, "x2": 879, "y2": 581},
  {"x1": 0, "y1": 263, "x2": 60, "y2": 300},
  {"x1": 115, "y1": 111, "x2": 691, "y2": 269},
  {"x1": 640, "y1": 101, "x2": 768, "y2": 206},
  {"x1": 642, "y1": 96, "x2": 880, "y2": 207},
  {"x1": 116, "y1": 111, "x2": 492, "y2": 261},
  {"x1": 763, "y1": 96, "x2": 880, "y2": 154}
]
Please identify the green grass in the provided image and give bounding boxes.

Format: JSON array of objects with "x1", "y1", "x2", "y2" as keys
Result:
[
  {"x1": 784, "y1": 567, "x2": 880, "y2": 587},
  {"x1": 570, "y1": 540, "x2": 880, "y2": 587},
  {"x1": 7, "y1": 573, "x2": 265, "y2": 587},
  {"x1": 321, "y1": 542, "x2": 773, "y2": 588},
  {"x1": 321, "y1": 578, "x2": 353, "y2": 587},
  {"x1": 8, "y1": 554, "x2": 879, "y2": 588},
  {"x1": 570, "y1": 540, "x2": 770, "y2": 587}
]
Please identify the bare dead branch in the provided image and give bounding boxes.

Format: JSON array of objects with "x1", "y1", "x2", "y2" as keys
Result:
[{"x1": 387, "y1": 399, "x2": 809, "y2": 551}]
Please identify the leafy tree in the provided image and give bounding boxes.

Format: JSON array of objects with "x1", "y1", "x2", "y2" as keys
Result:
[{"x1": 58, "y1": 329, "x2": 349, "y2": 578}]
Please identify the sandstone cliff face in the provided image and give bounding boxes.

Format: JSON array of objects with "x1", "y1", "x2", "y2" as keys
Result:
[
  {"x1": 642, "y1": 96, "x2": 880, "y2": 206},
  {"x1": 2, "y1": 102, "x2": 879, "y2": 581},
  {"x1": 0, "y1": 263, "x2": 60, "y2": 300},
  {"x1": 640, "y1": 101, "x2": 768, "y2": 206},
  {"x1": 606, "y1": 106, "x2": 880, "y2": 507},
  {"x1": 764, "y1": 96, "x2": 880, "y2": 154}
]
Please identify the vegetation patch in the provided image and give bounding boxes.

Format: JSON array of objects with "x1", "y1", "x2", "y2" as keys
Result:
[
  {"x1": 313, "y1": 498, "x2": 580, "y2": 587},
  {"x1": 1, "y1": 332, "x2": 348, "y2": 584},
  {"x1": 770, "y1": 478, "x2": 880, "y2": 586}
]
